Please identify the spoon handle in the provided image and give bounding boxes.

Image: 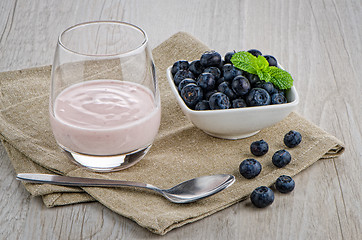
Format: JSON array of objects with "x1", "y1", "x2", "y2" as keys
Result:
[{"x1": 16, "y1": 173, "x2": 154, "y2": 189}]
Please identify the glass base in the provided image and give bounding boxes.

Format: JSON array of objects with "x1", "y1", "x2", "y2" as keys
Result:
[{"x1": 62, "y1": 145, "x2": 151, "y2": 172}]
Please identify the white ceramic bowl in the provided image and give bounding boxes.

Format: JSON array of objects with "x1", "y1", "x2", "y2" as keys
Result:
[{"x1": 166, "y1": 66, "x2": 299, "y2": 139}]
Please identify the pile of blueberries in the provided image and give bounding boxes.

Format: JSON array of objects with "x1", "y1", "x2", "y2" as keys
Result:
[
  {"x1": 239, "y1": 130, "x2": 302, "y2": 208},
  {"x1": 171, "y1": 49, "x2": 287, "y2": 110}
]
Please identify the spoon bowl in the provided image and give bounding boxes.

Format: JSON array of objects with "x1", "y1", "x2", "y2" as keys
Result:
[
  {"x1": 16, "y1": 173, "x2": 235, "y2": 203},
  {"x1": 159, "y1": 174, "x2": 235, "y2": 203}
]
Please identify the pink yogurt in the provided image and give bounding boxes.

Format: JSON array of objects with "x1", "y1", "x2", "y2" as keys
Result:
[{"x1": 50, "y1": 80, "x2": 161, "y2": 156}]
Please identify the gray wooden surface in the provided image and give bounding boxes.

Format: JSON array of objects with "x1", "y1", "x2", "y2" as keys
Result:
[{"x1": 0, "y1": 0, "x2": 361, "y2": 239}]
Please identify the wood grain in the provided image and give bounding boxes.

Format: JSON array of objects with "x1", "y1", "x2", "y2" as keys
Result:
[{"x1": 0, "y1": 0, "x2": 361, "y2": 239}]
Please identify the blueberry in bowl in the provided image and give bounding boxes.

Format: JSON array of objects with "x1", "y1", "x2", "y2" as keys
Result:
[
  {"x1": 200, "y1": 50, "x2": 222, "y2": 67},
  {"x1": 166, "y1": 49, "x2": 299, "y2": 139},
  {"x1": 245, "y1": 88, "x2": 271, "y2": 106},
  {"x1": 180, "y1": 83, "x2": 203, "y2": 109},
  {"x1": 209, "y1": 92, "x2": 230, "y2": 110}
]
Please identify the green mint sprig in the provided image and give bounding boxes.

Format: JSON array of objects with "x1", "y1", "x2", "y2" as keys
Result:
[{"x1": 230, "y1": 51, "x2": 293, "y2": 90}]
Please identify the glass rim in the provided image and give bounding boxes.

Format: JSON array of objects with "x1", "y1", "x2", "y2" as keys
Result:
[{"x1": 58, "y1": 20, "x2": 148, "y2": 57}]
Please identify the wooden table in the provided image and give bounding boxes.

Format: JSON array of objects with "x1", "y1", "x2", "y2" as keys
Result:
[{"x1": 0, "y1": 1, "x2": 360, "y2": 239}]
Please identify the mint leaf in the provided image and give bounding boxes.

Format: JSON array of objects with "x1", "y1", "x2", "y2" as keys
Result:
[
  {"x1": 268, "y1": 67, "x2": 294, "y2": 89},
  {"x1": 231, "y1": 51, "x2": 294, "y2": 90},
  {"x1": 256, "y1": 55, "x2": 269, "y2": 70},
  {"x1": 231, "y1": 51, "x2": 258, "y2": 74},
  {"x1": 257, "y1": 69, "x2": 271, "y2": 82}
]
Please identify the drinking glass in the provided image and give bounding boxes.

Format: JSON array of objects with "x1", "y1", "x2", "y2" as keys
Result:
[{"x1": 49, "y1": 21, "x2": 161, "y2": 172}]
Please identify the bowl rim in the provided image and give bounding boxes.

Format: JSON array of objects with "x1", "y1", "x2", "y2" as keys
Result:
[{"x1": 166, "y1": 65, "x2": 299, "y2": 115}]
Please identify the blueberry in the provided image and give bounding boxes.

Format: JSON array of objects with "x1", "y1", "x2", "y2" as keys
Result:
[
  {"x1": 275, "y1": 175, "x2": 295, "y2": 193},
  {"x1": 250, "y1": 186, "x2": 274, "y2": 208},
  {"x1": 284, "y1": 130, "x2": 302, "y2": 148},
  {"x1": 195, "y1": 100, "x2": 210, "y2": 110},
  {"x1": 246, "y1": 88, "x2": 271, "y2": 106},
  {"x1": 271, "y1": 92, "x2": 287, "y2": 104},
  {"x1": 204, "y1": 66, "x2": 221, "y2": 80},
  {"x1": 174, "y1": 69, "x2": 195, "y2": 86},
  {"x1": 180, "y1": 83, "x2": 203, "y2": 109},
  {"x1": 205, "y1": 90, "x2": 218, "y2": 100},
  {"x1": 239, "y1": 158, "x2": 262, "y2": 179},
  {"x1": 197, "y1": 73, "x2": 216, "y2": 91},
  {"x1": 216, "y1": 76, "x2": 226, "y2": 86},
  {"x1": 189, "y1": 60, "x2": 204, "y2": 76},
  {"x1": 232, "y1": 98, "x2": 247, "y2": 108},
  {"x1": 263, "y1": 55, "x2": 278, "y2": 67},
  {"x1": 222, "y1": 64, "x2": 233, "y2": 78},
  {"x1": 200, "y1": 50, "x2": 222, "y2": 67},
  {"x1": 246, "y1": 74, "x2": 261, "y2": 86},
  {"x1": 218, "y1": 81, "x2": 237, "y2": 100},
  {"x1": 261, "y1": 82, "x2": 278, "y2": 96},
  {"x1": 231, "y1": 76, "x2": 251, "y2": 97},
  {"x1": 223, "y1": 64, "x2": 243, "y2": 82},
  {"x1": 272, "y1": 149, "x2": 291, "y2": 168},
  {"x1": 277, "y1": 89, "x2": 286, "y2": 96},
  {"x1": 250, "y1": 139, "x2": 269, "y2": 156},
  {"x1": 224, "y1": 51, "x2": 236, "y2": 64},
  {"x1": 253, "y1": 80, "x2": 264, "y2": 89},
  {"x1": 209, "y1": 92, "x2": 230, "y2": 110},
  {"x1": 171, "y1": 60, "x2": 189, "y2": 76},
  {"x1": 247, "y1": 49, "x2": 262, "y2": 57},
  {"x1": 178, "y1": 78, "x2": 196, "y2": 92}
]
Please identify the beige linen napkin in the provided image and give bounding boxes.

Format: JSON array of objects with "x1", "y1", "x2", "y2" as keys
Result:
[{"x1": 0, "y1": 32, "x2": 344, "y2": 235}]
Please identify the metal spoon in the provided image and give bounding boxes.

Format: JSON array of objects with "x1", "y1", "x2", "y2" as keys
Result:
[{"x1": 16, "y1": 173, "x2": 235, "y2": 203}]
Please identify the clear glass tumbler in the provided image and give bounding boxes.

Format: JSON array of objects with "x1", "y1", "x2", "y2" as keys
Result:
[{"x1": 49, "y1": 21, "x2": 161, "y2": 172}]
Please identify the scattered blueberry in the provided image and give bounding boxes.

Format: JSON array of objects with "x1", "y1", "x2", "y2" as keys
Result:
[
  {"x1": 200, "y1": 50, "x2": 222, "y2": 67},
  {"x1": 224, "y1": 51, "x2": 235, "y2": 64},
  {"x1": 209, "y1": 92, "x2": 230, "y2": 110},
  {"x1": 246, "y1": 88, "x2": 271, "y2": 106},
  {"x1": 195, "y1": 100, "x2": 210, "y2": 110},
  {"x1": 178, "y1": 78, "x2": 196, "y2": 92},
  {"x1": 189, "y1": 60, "x2": 204, "y2": 76},
  {"x1": 231, "y1": 76, "x2": 251, "y2": 96},
  {"x1": 174, "y1": 69, "x2": 194, "y2": 86},
  {"x1": 271, "y1": 92, "x2": 287, "y2": 104},
  {"x1": 250, "y1": 139, "x2": 269, "y2": 156},
  {"x1": 239, "y1": 158, "x2": 262, "y2": 179},
  {"x1": 250, "y1": 186, "x2": 274, "y2": 208},
  {"x1": 197, "y1": 73, "x2": 216, "y2": 91},
  {"x1": 171, "y1": 60, "x2": 189, "y2": 76},
  {"x1": 180, "y1": 83, "x2": 203, "y2": 109},
  {"x1": 247, "y1": 49, "x2": 262, "y2": 57},
  {"x1": 263, "y1": 55, "x2": 278, "y2": 67},
  {"x1": 272, "y1": 149, "x2": 291, "y2": 168},
  {"x1": 218, "y1": 81, "x2": 237, "y2": 100},
  {"x1": 275, "y1": 175, "x2": 295, "y2": 193},
  {"x1": 284, "y1": 130, "x2": 302, "y2": 148},
  {"x1": 232, "y1": 98, "x2": 247, "y2": 108}
]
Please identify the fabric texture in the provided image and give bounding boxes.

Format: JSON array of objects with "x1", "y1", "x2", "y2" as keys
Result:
[{"x1": 0, "y1": 32, "x2": 344, "y2": 235}]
